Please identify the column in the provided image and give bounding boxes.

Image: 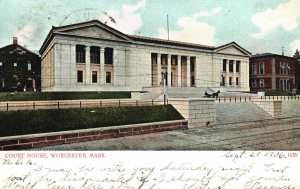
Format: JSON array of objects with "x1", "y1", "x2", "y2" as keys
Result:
[
  {"x1": 177, "y1": 55, "x2": 181, "y2": 87},
  {"x1": 54, "y1": 43, "x2": 61, "y2": 86},
  {"x1": 85, "y1": 46, "x2": 90, "y2": 85},
  {"x1": 157, "y1": 54, "x2": 161, "y2": 86},
  {"x1": 70, "y1": 45, "x2": 76, "y2": 85},
  {"x1": 226, "y1": 60, "x2": 229, "y2": 86},
  {"x1": 100, "y1": 48, "x2": 105, "y2": 84},
  {"x1": 167, "y1": 55, "x2": 171, "y2": 87},
  {"x1": 187, "y1": 56, "x2": 191, "y2": 87},
  {"x1": 233, "y1": 60, "x2": 236, "y2": 87}
]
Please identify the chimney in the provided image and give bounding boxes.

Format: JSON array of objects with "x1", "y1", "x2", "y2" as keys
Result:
[{"x1": 13, "y1": 37, "x2": 18, "y2": 45}]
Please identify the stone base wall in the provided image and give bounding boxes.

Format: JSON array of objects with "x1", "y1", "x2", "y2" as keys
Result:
[
  {"x1": 0, "y1": 120, "x2": 187, "y2": 150},
  {"x1": 169, "y1": 98, "x2": 216, "y2": 128},
  {"x1": 252, "y1": 100, "x2": 282, "y2": 117}
]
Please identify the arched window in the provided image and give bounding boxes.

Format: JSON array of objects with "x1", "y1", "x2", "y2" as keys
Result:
[
  {"x1": 259, "y1": 79, "x2": 264, "y2": 88},
  {"x1": 259, "y1": 63, "x2": 264, "y2": 75},
  {"x1": 252, "y1": 64, "x2": 257, "y2": 75},
  {"x1": 252, "y1": 80, "x2": 257, "y2": 88},
  {"x1": 280, "y1": 62, "x2": 290, "y2": 75}
]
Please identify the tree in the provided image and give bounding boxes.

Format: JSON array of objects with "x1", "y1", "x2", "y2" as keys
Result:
[{"x1": 293, "y1": 49, "x2": 300, "y2": 93}]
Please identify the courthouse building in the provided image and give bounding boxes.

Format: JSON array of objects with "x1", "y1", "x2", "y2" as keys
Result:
[{"x1": 39, "y1": 20, "x2": 251, "y2": 92}]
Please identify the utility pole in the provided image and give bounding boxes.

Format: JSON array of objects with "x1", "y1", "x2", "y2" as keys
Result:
[{"x1": 167, "y1": 15, "x2": 169, "y2": 40}]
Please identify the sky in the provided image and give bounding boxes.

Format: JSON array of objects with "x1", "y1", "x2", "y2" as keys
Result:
[{"x1": 0, "y1": 0, "x2": 300, "y2": 56}]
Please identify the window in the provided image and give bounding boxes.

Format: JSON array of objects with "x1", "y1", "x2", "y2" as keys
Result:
[
  {"x1": 77, "y1": 71, "x2": 83, "y2": 83},
  {"x1": 190, "y1": 57, "x2": 196, "y2": 72},
  {"x1": 229, "y1": 77, "x2": 232, "y2": 85},
  {"x1": 161, "y1": 54, "x2": 167, "y2": 65},
  {"x1": 90, "y1": 46, "x2": 100, "y2": 64},
  {"x1": 236, "y1": 61, "x2": 240, "y2": 72},
  {"x1": 171, "y1": 55, "x2": 177, "y2": 65},
  {"x1": 28, "y1": 62, "x2": 31, "y2": 71},
  {"x1": 191, "y1": 76, "x2": 195, "y2": 86},
  {"x1": 14, "y1": 63, "x2": 17, "y2": 67},
  {"x1": 229, "y1": 60, "x2": 234, "y2": 72},
  {"x1": 104, "y1": 48, "x2": 113, "y2": 64},
  {"x1": 221, "y1": 76, "x2": 225, "y2": 86},
  {"x1": 76, "y1": 45, "x2": 85, "y2": 63},
  {"x1": 191, "y1": 62, "x2": 195, "y2": 72},
  {"x1": 236, "y1": 77, "x2": 239, "y2": 85},
  {"x1": 0, "y1": 62, "x2": 2, "y2": 66},
  {"x1": 151, "y1": 53, "x2": 157, "y2": 65},
  {"x1": 106, "y1": 72, "x2": 111, "y2": 83},
  {"x1": 1, "y1": 79, "x2": 4, "y2": 88},
  {"x1": 259, "y1": 79, "x2": 264, "y2": 88},
  {"x1": 280, "y1": 62, "x2": 289, "y2": 75},
  {"x1": 259, "y1": 63, "x2": 264, "y2": 75},
  {"x1": 252, "y1": 64, "x2": 257, "y2": 75},
  {"x1": 252, "y1": 80, "x2": 257, "y2": 88},
  {"x1": 223, "y1": 59, "x2": 227, "y2": 72},
  {"x1": 92, "y1": 71, "x2": 97, "y2": 83}
]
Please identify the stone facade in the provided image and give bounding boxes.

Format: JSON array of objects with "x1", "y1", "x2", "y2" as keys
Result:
[
  {"x1": 168, "y1": 98, "x2": 216, "y2": 128},
  {"x1": 39, "y1": 20, "x2": 251, "y2": 92},
  {"x1": 252, "y1": 99, "x2": 282, "y2": 117}
]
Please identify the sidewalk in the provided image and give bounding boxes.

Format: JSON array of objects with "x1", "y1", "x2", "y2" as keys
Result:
[{"x1": 31, "y1": 116, "x2": 300, "y2": 151}]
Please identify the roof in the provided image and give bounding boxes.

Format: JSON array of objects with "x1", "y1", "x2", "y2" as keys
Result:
[
  {"x1": 130, "y1": 35, "x2": 215, "y2": 50},
  {"x1": 251, "y1": 53, "x2": 295, "y2": 60},
  {"x1": 0, "y1": 43, "x2": 40, "y2": 57},
  {"x1": 39, "y1": 19, "x2": 250, "y2": 56}
]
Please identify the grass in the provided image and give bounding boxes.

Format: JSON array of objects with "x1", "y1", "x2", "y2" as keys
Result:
[
  {"x1": 0, "y1": 105, "x2": 184, "y2": 137},
  {"x1": 265, "y1": 91, "x2": 290, "y2": 96},
  {"x1": 0, "y1": 92, "x2": 131, "y2": 101}
]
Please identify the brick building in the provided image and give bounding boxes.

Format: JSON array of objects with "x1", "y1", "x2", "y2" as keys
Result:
[
  {"x1": 0, "y1": 37, "x2": 41, "y2": 92},
  {"x1": 250, "y1": 53, "x2": 295, "y2": 91}
]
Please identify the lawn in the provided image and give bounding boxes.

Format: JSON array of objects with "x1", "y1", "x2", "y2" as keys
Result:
[
  {"x1": 0, "y1": 91, "x2": 131, "y2": 101},
  {"x1": 0, "y1": 105, "x2": 184, "y2": 137}
]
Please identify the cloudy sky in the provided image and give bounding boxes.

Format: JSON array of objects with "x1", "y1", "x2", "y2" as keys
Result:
[{"x1": 0, "y1": 0, "x2": 299, "y2": 56}]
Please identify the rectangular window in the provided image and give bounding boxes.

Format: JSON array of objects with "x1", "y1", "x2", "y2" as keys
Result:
[
  {"x1": 190, "y1": 57, "x2": 196, "y2": 72},
  {"x1": 92, "y1": 71, "x2": 97, "y2": 83},
  {"x1": 90, "y1": 46, "x2": 100, "y2": 64},
  {"x1": 223, "y1": 59, "x2": 227, "y2": 71},
  {"x1": 14, "y1": 63, "x2": 17, "y2": 67},
  {"x1": 76, "y1": 45, "x2": 85, "y2": 63},
  {"x1": 106, "y1": 72, "x2": 111, "y2": 83},
  {"x1": 104, "y1": 48, "x2": 113, "y2": 64},
  {"x1": 229, "y1": 77, "x2": 232, "y2": 85},
  {"x1": 191, "y1": 76, "x2": 195, "y2": 86},
  {"x1": 28, "y1": 63, "x2": 31, "y2": 71},
  {"x1": 222, "y1": 76, "x2": 225, "y2": 86},
  {"x1": 236, "y1": 61, "x2": 240, "y2": 72},
  {"x1": 229, "y1": 60, "x2": 234, "y2": 72},
  {"x1": 236, "y1": 77, "x2": 239, "y2": 85},
  {"x1": 161, "y1": 54, "x2": 167, "y2": 65},
  {"x1": 191, "y1": 62, "x2": 195, "y2": 72},
  {"x1": 252, "y1": 64, "x2": 257, "y2": 75},
  {"x1": 77, "y1": 70, "x2": 83, "y2": 83},
  {"x1": 171, "y1": 55, "x2": 177, "y2": 65}
]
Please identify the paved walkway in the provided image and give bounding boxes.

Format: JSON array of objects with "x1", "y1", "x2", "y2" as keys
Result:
[{"x1": 32, "y1": 116, "x2": 300, "y2": 151}]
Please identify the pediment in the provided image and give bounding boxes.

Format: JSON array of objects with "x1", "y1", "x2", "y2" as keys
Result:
[
  {"x1": 214, "y1": 42, "x2": 251, "y2": 56},
  {"x1": 53, "y1": 21, "x2": 131, "y2": 41}
]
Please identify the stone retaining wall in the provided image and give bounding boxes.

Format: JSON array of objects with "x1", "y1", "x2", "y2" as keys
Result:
[
  {"x1": 252, "y1": 100, "x2": 282, "y2": 117},
  {"x1": 168, "y1": 98, "x2": 216, "y2": 128},
  {"x1": 0, "y1": 120, "x2": 187, "y2": 150}
]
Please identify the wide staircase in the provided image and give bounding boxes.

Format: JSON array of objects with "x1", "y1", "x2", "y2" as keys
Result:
[{"x1": 142, "y1": 87, "x2": 257, "y2": 99}]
